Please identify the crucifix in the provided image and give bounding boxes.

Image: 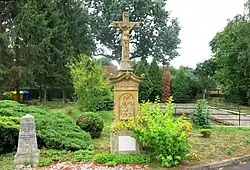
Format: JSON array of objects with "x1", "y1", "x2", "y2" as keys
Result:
[{"x1": 111, "y1": 11, "x2": 140, "y2": 63}]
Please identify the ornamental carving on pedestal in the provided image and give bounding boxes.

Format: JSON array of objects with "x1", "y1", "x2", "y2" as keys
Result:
[
  {"x1": 119, "y1": 93, "x2": 135, "y2": 120},
  {"x1": 116, "y1": 82, "x2": 137, "y2": 88}
]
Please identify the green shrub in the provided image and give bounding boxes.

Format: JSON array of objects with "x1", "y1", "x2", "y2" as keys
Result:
[
  {"x1": 65, "y1": 108, "x2": 74, "y2": 115},
  {"x1": 39, "y1": 149, "x2": 95, "y2": 167},
  {"x1": 93, "y1": 153, "x2": 151, "y2": 166},
  {"x1": 39, "y1": 150, "x2": 150, "y2": 167},
  {"x1": 0, "y1": 100, "x2": 93, "y2": 152},
  {"x1": 200, "y1": 129, "x2": 212, "y2": 138},
  {"x1": 0, "y1": 116, "x2": 19, "y2": 153},
  {"x1": 68, "y1": 54, "x2": 113, "y2": 112},
  {"x1": 171, "y1": 68, "x2": 192, "y2": 103},
  {"x1": 76, "y1": 113, "x2": 104, "y2": 139},
  {"x1": 113, "y1": 97, "x2": 191, "y2": 167},
  {"x1": 192, "y1": 99, "x2": 211, "y2": 128}
]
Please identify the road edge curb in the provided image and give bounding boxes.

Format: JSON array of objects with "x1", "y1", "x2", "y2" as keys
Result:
[{"x1": 185, "y1": 155, "x2": 250, "y2": 170}]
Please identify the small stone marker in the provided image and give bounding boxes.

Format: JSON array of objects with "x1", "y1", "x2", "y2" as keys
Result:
[{"x1": 14, "y1": 114, "x2": 40, "y2": 166}]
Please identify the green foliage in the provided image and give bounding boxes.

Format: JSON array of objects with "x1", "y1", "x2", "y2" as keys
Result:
[
  {"x1": 135, "y1": 64, "x2": 205, "y2": 102},
  {"x1": 195, "y1": 59, "x2": 218, "y2": 98},
  {"x1": 114, "y1": 97, "x2": 191, "y2": 167},
  {"x1": 93, "y1": 153, "x2": 151, "y2": 166},
  {"x1": 39, "y1": 149, "x2": 150, "y2": 167},
  {"x1": 86, "y1": 0, "x2": 180, "y2": 64},
  {"x1": 148, "y1": 59, "x2": 163, "y2": 99},
  {"x1": 195, "y1": 58, "x2": 218, "y2": 78},
  {"x1": 171, "y1": 67, "x2": 192, "y2": 102},
  {"x1": 134, "y1": 60, "x2": 154, "y2": 100},
  {"x1": 226, "y1": 149, "x2": 233, "y2": 155},
  {"x1": 192, "y1": 100, "x2": 211, "y2": 128},
  {"x1": 0, "y1": 153, "x2": 13, "y2": 170},
  {"x1": 0, "y1": 0, "x2": 92, "y2": 97},
  {"x1": 0, "y1": 116, "x2": 19, "y2": 153},
  {"x1": 134, "y1": 59, "x2": 162, "y2": 100},
  {"x1": 69, "y1": 54, "x2": 113, "y2": 111},
  {"x1": 200, "y1": 129, "x2": 212, "y2": 138},
  {"x1": 39, "y1": 149, "x2": 94, "y2": 167},
  {"x1": 76, "y1": 113, "x2": 104, "y2": 139},
  {"x1": 0, "y1": 100, "x2": 93, "y2": 152},
  {"x1": 210, "y1": 15, "x2": 250, "y2": 104},
  {"x1": 97, "y1": 57, "x2": 113, "y2": 66}
]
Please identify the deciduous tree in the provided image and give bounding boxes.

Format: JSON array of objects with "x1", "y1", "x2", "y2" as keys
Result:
[
  {"x1": 210, "y1": 15, "x2": 250, "y2": 104},
  {"x1": 86, "y1": 0, "x2": 180, "y2": 64}
]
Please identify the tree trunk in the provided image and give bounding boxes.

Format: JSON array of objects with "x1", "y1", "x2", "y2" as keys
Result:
[
  {"x1": 39, "y1": 83, "x2": 42, "y2": 102},
  {"x1": 16, "y1": 79, "x2": 20, "y2": 102},
  {"x1": 203, "y1": 89, "x2": 207, "y2": 99},
  {"x1": 62, "y1": 90, "x2": 66, "y2": 103},
  {"x1": 248, "y1": 0, "x2": 250, "y2": 19},
  {"x1": 43, "y1": 86, "x2": 47, "y2": 103},
  {"x1": 15, "y1": 38, "x2": 21, "y2": 102},
  {"x1": 161, "y1": 71, "x2": 171, "y2": 102}
]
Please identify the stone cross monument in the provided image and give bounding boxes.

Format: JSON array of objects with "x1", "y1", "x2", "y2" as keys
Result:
[
  {"x1": 111, "y1": 11, "x2": 139, "y2": 70},
  {"x1": 110, "y1": 11, "x2": 143, "y2": 154}
]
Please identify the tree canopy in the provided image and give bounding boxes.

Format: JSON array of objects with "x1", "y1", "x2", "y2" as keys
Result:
[
  {"x1": 210, "y1": 15, "x2": 250, "y2": 104},
  {"x1": 0, "y1": 0, "x2": 183, "y2": 103},
  {"x1": 0, "y1": 0, "x2": 92, "y2": 101},
  {"x1": 86, "y1": 0, "x2": 181, "y2": 64}
]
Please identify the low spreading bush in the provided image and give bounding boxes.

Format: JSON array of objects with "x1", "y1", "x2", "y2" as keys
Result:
[
  {"x1": 76, "y1": 113, "x2": 104, "y2": 139},
  {"x1": 39, "y1": 149, "x2": 94, "y2": 167},
  {"x1": 93, "y1": 153, "x2": 151, "y2": 166},
  {"x1": 200, "y1": 129, "x2": 212, "y2": 138},
  {"x1": 0, "y1": 116, "x2": 19, "y2": 153},
  {"x1": 112, "y1": 97, "x2": 191, "y2": 167},
  {"x1": 39, "y1": 150, "x2": 150, "y2": 167},
  {"x1": 0, "y1": 100, "x2": 93, "y2": 153},
  {"x1": 192, "y1": 99, "x2": 211, "y2": 128}
]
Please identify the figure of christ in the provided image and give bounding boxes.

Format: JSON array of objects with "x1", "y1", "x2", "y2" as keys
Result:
[{"x1": 111, "y1": 12, "x2": 139, "y2": 62}]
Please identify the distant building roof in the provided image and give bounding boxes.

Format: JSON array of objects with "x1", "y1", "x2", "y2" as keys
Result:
[{"x1": 102, "y1": 66, "x2": 118, "y2": 78}]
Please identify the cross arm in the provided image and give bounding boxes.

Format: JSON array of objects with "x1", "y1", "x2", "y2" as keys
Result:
[
  {"x1": 128, "y1": 22, "x2": 140, "y2": 31},
  {"x1": 111, "y1": 21, "x2": 123, "y2": 30},
  {"x1": 130, "y1": 22, "x2": 140, "y2": 28}
]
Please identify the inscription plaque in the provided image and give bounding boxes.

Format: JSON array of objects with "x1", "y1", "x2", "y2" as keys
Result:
[{"x1": 118, "y1": 136, "x2": 136, "y2": 151}]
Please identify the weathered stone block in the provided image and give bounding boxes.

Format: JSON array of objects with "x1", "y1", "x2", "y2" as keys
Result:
[{"x1": 14, "y1": 114, "x2": 40, "y2": 166}]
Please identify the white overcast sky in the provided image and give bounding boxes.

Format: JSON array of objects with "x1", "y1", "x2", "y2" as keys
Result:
[{"x1": 166, "y1": 0, "x2": 245, "y2": 68}]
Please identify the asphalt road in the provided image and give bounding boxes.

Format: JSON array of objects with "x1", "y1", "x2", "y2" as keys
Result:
[{"x1": 223, "y1": 163, "x2": 250, "y2": 170}]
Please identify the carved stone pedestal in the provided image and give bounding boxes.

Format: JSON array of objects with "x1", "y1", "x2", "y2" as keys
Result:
[
  {"x1": 110, "y1": 70, "x2": 143, "y2": 154},
  {"x1": 110, "y1": 71, "x2": 143, "y2": 122}
]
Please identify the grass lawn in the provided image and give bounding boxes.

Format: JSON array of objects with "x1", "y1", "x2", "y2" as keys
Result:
[
  {"x1": 150, "y1": 126, "x2": 250, "y2": 169},
  {"x1": 2, "y1": 101, "x2": 250, "y2": 169},
  {"x1": 0, "y1": 154, "x2": 13, "y2": 170}
]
